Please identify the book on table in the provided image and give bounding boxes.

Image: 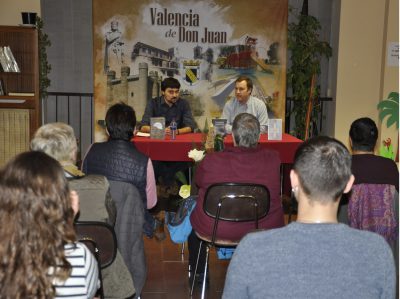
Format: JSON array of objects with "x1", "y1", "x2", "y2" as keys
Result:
[
  {"x1": 150, "y1": 117, "x2": 165, "y2": 140},
  {"x1": 212, "y1": 118, "x2": 227, "y2": 136}
]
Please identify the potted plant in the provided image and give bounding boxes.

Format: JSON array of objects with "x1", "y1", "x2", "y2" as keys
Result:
[
  {"x1": 287, "y1": 1, "x2": 332, "y2": 140},
  {"x1": 377, "y1": 91, "x2": 399, "y2": 161},
  {"x1": 36, "y1": 16, "x2": 51, "y2": 100}
]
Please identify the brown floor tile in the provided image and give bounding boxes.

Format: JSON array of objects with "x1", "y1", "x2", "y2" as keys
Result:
[{"x1": 142, "y1": 228, "x2": 229, "y2": 299}]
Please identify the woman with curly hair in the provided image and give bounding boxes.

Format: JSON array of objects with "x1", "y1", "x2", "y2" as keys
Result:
[{"x1": 0, "y1": 151, "x2": 99, "y2": 298}]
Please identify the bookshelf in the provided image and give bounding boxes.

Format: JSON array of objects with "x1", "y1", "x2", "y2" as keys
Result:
[
  {"x1": 0, "y1": 25, "x2": 40, "y2": 138},
  {"x1": 0, "y1": 26, "x2": 40, "y2": 165}
]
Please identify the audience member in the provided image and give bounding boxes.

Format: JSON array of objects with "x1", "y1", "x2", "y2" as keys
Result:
[
  {"x1": 349, "y1": 117, "x2": 398, "y2": 190},
  {"x1": 189, "y1": 113, "x2": 284, "y2": 283},
  {"x1": 31, "y1": 122, "x2": 135, "y2": 298},
  {"x1": 347, "y1": 117, "x2": 399, "y2": 253},
  {"x1": 0, "y1": 151, "x2": 99, "y2": 298},
  {"x1": 31, "y1": 123, "x2": 116, "y2": 224},
  {"x1": 223, "y1": 136, "x2": 396, "y2": 299},
  {"x1": 83, "y1": 102, "x2": 157, "y2": 237},
  {"x1": 221, "y1": 76, "x2": 269, "y2": 133}
]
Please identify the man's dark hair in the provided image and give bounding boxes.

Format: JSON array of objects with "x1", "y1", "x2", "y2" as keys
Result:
[
  {"x1": 349, "y1": 117, "x2": 378, "y2": 152},
  {"x1": 232, "y1": 113, "x2": 260, "y2": 148},
  {"x1": 235, "y1": 75, "x2": 253, "y2": 92},
  {"x1": 293, "y1": 136, "x2": 352, "y2": 202},
  {"x1": 105, "y1": 102, "x2": 136, "y2": 141},
  {"x1": 161, "y1": 77, "x2": 181, "y2": 91}
]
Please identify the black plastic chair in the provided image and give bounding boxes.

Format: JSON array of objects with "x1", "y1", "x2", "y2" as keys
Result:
[
  {"x1": 74, "y1": 221, "x2": 118, "y2": 299},
  {"x1": 190, "y1": 183, "x2": 270, "y2": 298}
]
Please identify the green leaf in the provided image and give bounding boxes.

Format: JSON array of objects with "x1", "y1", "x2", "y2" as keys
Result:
[{"x1": 387, "y1": 92, "x2": 399, "y2": 101}]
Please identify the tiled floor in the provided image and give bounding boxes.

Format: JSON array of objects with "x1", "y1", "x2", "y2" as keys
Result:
[
  {"x1": 141, "y1": 230, "x2": 230, "y2": 299},
  {"x1": 140, "y1": 192, "x2": 294, "y2": 298},
  {"x1": 140, "y1": 206, "x2": 294, "y2": 299}
]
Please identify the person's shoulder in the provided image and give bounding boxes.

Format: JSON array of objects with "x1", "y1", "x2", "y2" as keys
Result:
[
  {"x1": 64, "y1": 242, "x2": 87, "y2": 256},
  {"x1": 258, "y1": 147, "x2": 280, "y2": 160},
  {"x1": 148, "y1": 96, "x2": 161, "y2": 105},
  {"x1": 374, "y1": 154, "x2": 398, "y2": 167},
  {"x1": 177, "y1": 97, "x2": 191, "y2": 106},
  {"x1": 223, "y1": 97, "x2": 237, "y2": 107},
  {"x1": 89, "y1": 141, "x2": 108, "y2": 149},
  {"x1": 354, "y1": 154, "x2": 398, "y2": 170},
  {"x1": 201, "y1": 151, "x2": 222, "y2": 163},
  {"x1": 250, "y1": 96, "x2": 265, "y2": 105},
  {"x1": 70, "y1": 174, "x2": 109, "y2": 189},
  {"x1": 342, "y1": 225, "x2": 392, "y2": 250}
]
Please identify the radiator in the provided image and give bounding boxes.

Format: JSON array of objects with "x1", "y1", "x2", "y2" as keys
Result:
[{"x1": 0, "y1": 109, "x2": 30, "y2": 166}]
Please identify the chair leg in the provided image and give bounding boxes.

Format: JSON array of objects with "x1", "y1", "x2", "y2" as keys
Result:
[
  {"x1": 200, "y1": 246, "x2": 210, "y2": 299},
  {"x1": 190, "y1": 240, "x2": 203, "y2": 296},
  {"x1": 181, "y1": 242, "x2": 185, "y2": 256}
]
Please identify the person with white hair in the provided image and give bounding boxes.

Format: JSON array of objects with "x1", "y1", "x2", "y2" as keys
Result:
[{"x1": 31, "y1": 122, "x2": 135, "y2": 299}]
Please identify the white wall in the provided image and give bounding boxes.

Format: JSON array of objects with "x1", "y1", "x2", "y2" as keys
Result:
[
  {"x1": 334, "y1": 0, "x2": 398, "y2": 152},
  {"x1": 0, "y1": 0, "x2": 40, "y2": 25}
]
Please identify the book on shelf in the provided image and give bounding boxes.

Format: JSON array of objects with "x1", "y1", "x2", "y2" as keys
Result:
[
  {"x1": 0, "y1": 79, "x2": 4, "y2": 95},
  {"x1": 0, "y1": 47, "x2": 10, "y2": 72},
  {"x1": 5, "y1": 46, "x2": 20, "y2": 72},
  {"x1": 8, "y1": 92, "x2": 35, "y2": 96},
  {"x1": 0, "y1": 46, "x2": 20, "y2": 72}
]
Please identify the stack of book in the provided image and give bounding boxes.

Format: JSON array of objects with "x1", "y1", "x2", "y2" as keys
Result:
[{"x1": 0, "y1": 46, "x2": 20, "y2": 72}]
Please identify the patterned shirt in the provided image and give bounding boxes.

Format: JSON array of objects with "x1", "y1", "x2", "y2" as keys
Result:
[
  {"x1": 53, "y1": 242, "x2": 99, "y2": 299},
  {"x1": 221, "y1": 95, "x2": 269, "y2": 133}
]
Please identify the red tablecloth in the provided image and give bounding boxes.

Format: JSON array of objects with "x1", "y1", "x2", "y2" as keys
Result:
[{"x1": 133, "y1": 133, "x2": 302, "y2": 163}]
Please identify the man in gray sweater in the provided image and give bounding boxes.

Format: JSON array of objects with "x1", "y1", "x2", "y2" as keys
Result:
[{"x1": 223, "y1": 136, "x2": 396, "y2": 299}]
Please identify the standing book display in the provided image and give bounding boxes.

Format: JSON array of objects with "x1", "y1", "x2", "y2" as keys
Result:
[{"x1": 150, "y1": 117, "x2": 165, "y2": 140}]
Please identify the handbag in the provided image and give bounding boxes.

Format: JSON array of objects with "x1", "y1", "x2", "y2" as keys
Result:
[{"x1": 166, "y1": 195, "x2": 197, "y2": 244}]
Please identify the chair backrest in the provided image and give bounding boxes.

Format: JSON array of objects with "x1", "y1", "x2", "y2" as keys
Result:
[
  {"x1": 204, "y1": 183, "x2": 270, "y2": 222},
  {"x1": 74, "y1": 221, "x2": 117, "y2": 269},
  {"x1": 348, "y1": 183, "x2": 398, "y2": 244}
]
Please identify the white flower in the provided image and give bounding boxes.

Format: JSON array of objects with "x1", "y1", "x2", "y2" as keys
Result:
[{"x1": 188, "y1": 149, "x2": 205, "y2": 162}]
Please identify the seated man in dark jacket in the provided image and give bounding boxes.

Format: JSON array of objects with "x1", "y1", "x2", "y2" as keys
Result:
[
  {"x1": 139, "y1": 77, "x2": 196, "y2": 135},
  {"x1": 82, "y1": 102, "x2": 158, "y2": 237},
  {"x1": 139, "y1": 77, "x2": 197, "y2": 187}
]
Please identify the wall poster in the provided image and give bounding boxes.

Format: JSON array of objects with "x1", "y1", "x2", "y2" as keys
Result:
[{"x1": 93, "y1": 0, "x2": 288, "y2": 141}]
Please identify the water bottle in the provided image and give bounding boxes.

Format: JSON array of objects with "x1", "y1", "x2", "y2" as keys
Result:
[{"x1": 170, "y1": 118, "x2": 177, "y2": 140}]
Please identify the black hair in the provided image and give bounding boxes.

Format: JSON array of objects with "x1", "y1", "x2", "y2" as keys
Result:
[
  {"x1": 161, "y1": 77, "x2": 180, "y2": 91},
  {"x1": 349, "y1": 117, "x2": 378, "y2": 152},
  {"x1": 293, "y1": 136, "x2": 352, "y2": 202},
  {"x1": 105, "y1": 102, "x2": 136, "y2": 141}
]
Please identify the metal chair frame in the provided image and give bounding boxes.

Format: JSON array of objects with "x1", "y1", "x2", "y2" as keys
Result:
[
  {"x1": 190, "y1": 182, "x2": 270, "y2": 298},
  {"x1": 74, "y1": 221, "x2": 118, "y2": 299}
]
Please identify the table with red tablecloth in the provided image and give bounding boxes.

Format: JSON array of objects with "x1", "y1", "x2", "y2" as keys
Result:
[{"x1": 133, "y1": 133, "x2": 302, "y2": 164}]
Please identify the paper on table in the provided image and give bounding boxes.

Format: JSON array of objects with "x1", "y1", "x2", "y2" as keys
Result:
[{"x1": 136, "y1": 132, "x2": 150, "y2": 137}]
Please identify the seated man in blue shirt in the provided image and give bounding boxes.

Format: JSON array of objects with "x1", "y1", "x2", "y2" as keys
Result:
[
  {"x1": 221, "y1": 75, "x2": 269, "y2": 133},
  {"x1": 139, "y1": 77, "x2": 197, "y2": 187},
  {"x1": 139, "y1": 77, "x2": 196, "y2": 136}
]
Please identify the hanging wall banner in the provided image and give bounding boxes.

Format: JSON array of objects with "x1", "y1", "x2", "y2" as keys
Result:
[{"x1": 93, "y1": 0, "x2": 287, "y2": 141}]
